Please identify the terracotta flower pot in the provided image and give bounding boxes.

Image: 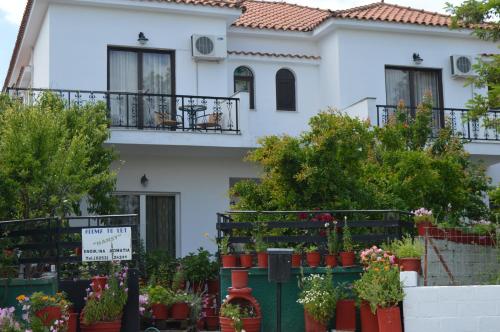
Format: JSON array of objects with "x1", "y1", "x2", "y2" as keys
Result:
[
  {"x1": 171, "y1": 302, "x2": 190, "y2": 320},
  {"x1": 220, "y1": 316, "x2": 261, "y2": 332},
  {"x1": 240, "y1": 254, "x2": 254, "y2": 268},
  {"x1": 360, "y1": 301, "x2": 379, "y2": 332},
  {"x1": 197, "y1": 318, "x2": 205, "y2": 330},
  {"x1": 399, "y1": 258, "x2": 421, "y2": 273},
  {"x1": 325, "y1": 254, "x2": 338, "y2": 268},
  {"x1": 91, "y1": 276, "x2": 108, "y2": 293},
  {"x1": 257, "y1": 252, "x2": 268, "y2": 268},
  {"x1": 335, "y1": 299, "x2": 356, "y2": 331},
  {"x1": 340, "y1": 252, "x2": 356, "y2": 266},
  {"x1": 306, "y1": 252, "x2": 321, "y2": 268},
  {"x1": 416, "y1": 221, "x2": 432, "y2": 236},
  {"x1": 304, "y1": 310, "x2": 327, "y2": 332},
  {"x1": 231, "y1": 270, "x2": 249, "y2": 289},
  {"x1": 377, "y1": 306, "x2": 402, "y2": 332},
  {"x1": 35, "y1": 306, "x2": 62, "y2": 326},
  {"x1": 203, "y1": 307, "x2": 216, "y2": 317},
  {"x1": 207, "y1": 279, "x2": 219, "y2": 295},
  {"x1": 68, "y1": 312, "x2": 78, "y2": 332},
  {"x1": 151, "y1": 303, "x2": 169, "y2": 320},
  {"x1": 80, "y1": 320, "x2": 122, "y2": 332},
  {"x1": 221, "y1": 254, "x2": 237, "y2": 268},
  {"x1": 291, "y1": 253, "x2": 302, "y2": 267},
  {"x1": 206, "y1": 315, "x2": 219, "y2": 330}
]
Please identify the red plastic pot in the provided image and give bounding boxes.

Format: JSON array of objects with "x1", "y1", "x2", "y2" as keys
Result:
[
  {"x1": 231, "y1": 270, "x2": 249, "y2": 289},
  {"x1": 377, "y1": 306, "x2": 402, "y2": 332},
  {"x1": 207, "y1": 279, "x2": 219, "y2": 295},
  {"x1": 171, "y1": 302, "x2": 190, "y2": 320},
  {"x1": 68, "y1": 312, "x2": 78, "y2": 332},
  {"x1": 80, "y1": 320, "x2": 122, "y2": 332},
  {"x1": 240, "y1": 254, "x2": 254, "y2": 268},
  {"x1": 203, "y1": 307, "x2": 216, "y2": 317},
  {"x1": 206, "y1": 315, "x2": 219, "y2": 330},
  {"x1": 416, "y1": 221, "x2": 432, "y2": 236},
  {"x1": 304, "y1": 310, "x2": 327, "y2": 332},
  {"x1": 197, "y1": 318, "x2": 205, "y2": 330},
  {"x1": 291, "y1": 253, "x2": 302, "y2": 267},
  {"x1": 35, "y1": 306, "x2": 62, "y2": 326},
  {"x1": 221, "y1": 254, "x2": 237, "y2": 268},
  {"x1": 340, "y1": 252, "x2": 356, "y2": 266},
  {"x1": 257, "y1": 252, "x2": 268, "y2": 268},
  {"x1": 399, "y1": 258, "x2": 421, "y2": 273},
  {"x1": 91, "y1": 276, "x2": 108, "y2": 293},
  {"x1": 151, "y1": 303, "x2": 169, "y2": 320},
  {"x1": 335, "y1": 299, "x2": 356, "y2": 331},
  {"x1": 220, "y1": 316, "x2": 261, "y2": 332},
  {"x1": 306, "y1": 252, "x2": 321, "y2": 268},
  {"x1": 360, "y1": 301, "x2": 379, "y2": 332},
  {"x1": 325, "y1": 254, "x2": 338, "y2": 268}
]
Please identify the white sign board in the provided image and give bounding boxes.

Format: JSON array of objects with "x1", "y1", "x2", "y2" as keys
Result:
[{"x1": 82, "y1": 227, "x2": 132, "y2": 262}]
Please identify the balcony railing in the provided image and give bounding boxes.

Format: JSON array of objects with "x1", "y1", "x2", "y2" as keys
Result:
[
  {"x1": 6, "y1": 88, "x2": 240, "y2": 133},
  {"x1": 376, "y1": 105, "x2": 500, "y2": 141}
]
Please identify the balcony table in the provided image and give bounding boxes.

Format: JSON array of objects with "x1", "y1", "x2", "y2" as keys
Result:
[{"x1": 178, "y1": 104, "x2": 207, "y2": 130}]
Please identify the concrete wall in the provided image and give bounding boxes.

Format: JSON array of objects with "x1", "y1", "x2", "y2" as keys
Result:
[
  {"x1": 404, "y1": 285, "x2": 500, "y2": 332},
  {"x1": 31, "y1": 10, "x2": 50, "y2": 88}
]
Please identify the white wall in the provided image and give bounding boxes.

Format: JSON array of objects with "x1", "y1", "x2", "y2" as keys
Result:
[
  {"x1": 113, "y1": 146, "x2": 260, "y2": 256},
  {"x1": 31, "y1": 10, "x2": 50, "y2": 88},
  {"x1": 404, "y1": 286, "x2": 500, "y2": 332}
]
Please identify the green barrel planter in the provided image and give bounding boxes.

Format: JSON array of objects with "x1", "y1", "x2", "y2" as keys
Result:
[
  {"x1": 0, "y1": 278, "x2": 58, "y2": 313},
  {"x1": 220, "y1": 266, "x2": 363, "y2": 332}
]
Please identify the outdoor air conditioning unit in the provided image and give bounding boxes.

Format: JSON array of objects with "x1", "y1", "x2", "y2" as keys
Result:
[
  {"x1": 191, "y1": 34, "x2": 227, "y2": 61},
  {"x1": 450, "y1": 55, "x2": 475, "y2": 77}
]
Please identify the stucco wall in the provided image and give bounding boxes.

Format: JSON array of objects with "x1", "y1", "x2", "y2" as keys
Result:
[{"x1": 31, "y1": 10, "x2": 50, "y2": 88}]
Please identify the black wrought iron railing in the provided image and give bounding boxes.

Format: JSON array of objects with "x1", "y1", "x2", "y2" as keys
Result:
[
  {"x1": 6, "y1": 88, "x2": 240, "y2": 133},
  {"x1": 376, "y1": 105, "x2": 500, "y2": 141}
]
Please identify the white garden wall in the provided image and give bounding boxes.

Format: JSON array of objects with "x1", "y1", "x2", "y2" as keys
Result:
[{"x1": 403, "y1": 285, "x2": 500, "y2": 332}]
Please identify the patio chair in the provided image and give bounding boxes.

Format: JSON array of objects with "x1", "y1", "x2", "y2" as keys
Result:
[
  {"x1": 196, "y1": 112, "x2": 223, "y2": 131},
  {"x1": 154, "y1": 111, "x2": 181, "y2": 130}
]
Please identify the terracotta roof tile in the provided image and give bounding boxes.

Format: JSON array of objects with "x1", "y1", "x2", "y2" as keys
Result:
[
  {"x1": 141, "y1": 0, "x2": 242, "y2": 8},
  {"x1": 228, "y1": 50, "x2": 320, "y2": 59},
  {"x1": 234, "y1": 1, "x2": 332, "y2": 32}
]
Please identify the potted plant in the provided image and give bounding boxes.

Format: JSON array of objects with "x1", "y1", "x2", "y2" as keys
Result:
[
  {"x1": 297, "y1": 272, "x2": 337, "y2": 332},
  {"x1": 254, "y1": 234, "x2": 268, "y2": 268},
  {"x1": 372, "y1": 265, "x2": 405, "y2": 332},
  {"x1": 0, "y1": 307, "x2": 23, "y2": 332},
  {"x1": 412, "y1": 207, "x2": 434, "y2": 236},
  {"x1": 292, "y1": 244, "x2": 302, "y2": 268},
  {"x1": 80, "y1": 267, "x2": 128, "y2": 332},
  {"x1": 326, "y1": 223, "x2": 339, "y2": 267},
  {"x1": 170, "y1": 292, "x2": 193, "y2": 320},
  {"x1": 219, "y1": 302, "x2": 260, "y2": 332},
  {"x1": 359, "y1": 246, "x2": 395, "y2": 269},
  {"x1": 219, "y1": 236, "x2": 237, "y2": 268},
  {"x1": 239, "y1": 244, "x2": 254, "y2": 268},
  {"x1": 305, "y1": 245, "x2": 321, "y2": 268},
  {"x1": 231, "y1": 269, "x2": 249, "y2": 289},
  {"x1": 335, "y1": 283, "x2": 356, "y2": 332},
  {"x1": 147, "y1": 285, "x2": 172, "y2": 320},
  {"x1": 17, "y1": 292, "x2": 70, "y2": 328},
  {"x1": 340, "y1": 219, "x2": 355, "y2": 266},
  {"x1": 393, "y1": 236, "x2": 424, "y2": 273},
  {"x1": 353, "y1": 268, "x2": 379, "y2": 332},
  {"x1": 182, "y1": 248, "x2": 213, "y2": 293}
]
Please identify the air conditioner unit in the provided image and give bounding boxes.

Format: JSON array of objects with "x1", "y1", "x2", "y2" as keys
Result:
[
  {"x1": 191, "y1": 35, "x2": 227, "y2": 61},
  {"x1": 450, "y1": 55, "x2": 475, "y2": 77}
]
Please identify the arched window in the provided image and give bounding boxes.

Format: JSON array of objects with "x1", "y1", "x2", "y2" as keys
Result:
[
  {"x1": 276, "y1": 68, "x2": 296, "y2": 111},
  {"x1": 234, "y1": 66, "x2": 255, "y2": 109}
]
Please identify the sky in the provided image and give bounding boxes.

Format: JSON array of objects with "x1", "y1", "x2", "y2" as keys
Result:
[{"x1": 0, "y1": 0, "x2": 462, "y2": 85}]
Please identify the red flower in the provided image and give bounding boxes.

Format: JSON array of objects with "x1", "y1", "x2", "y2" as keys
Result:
[{"x1": 298, "y1": 212, "x2": 309, "y2": 220}]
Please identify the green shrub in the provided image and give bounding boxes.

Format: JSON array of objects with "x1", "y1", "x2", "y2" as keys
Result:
[{"x1": 393, "y1": 236, "x2": 424, "y2": 259}]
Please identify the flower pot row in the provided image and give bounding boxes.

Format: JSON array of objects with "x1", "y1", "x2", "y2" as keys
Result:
[
  {"x1": 150, "y1": 302, "x2": 191, "y2": 320},
  {"x1": 222, "y1": 251, "x2": 356, "y2": 268},
  {"x1": 417, "y1": 222, "x2": 496, "y2": 246}
]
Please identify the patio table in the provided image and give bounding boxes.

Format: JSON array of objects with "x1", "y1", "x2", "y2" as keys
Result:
[{"x1": 178, "y1": 104, "x2": 207, "y2": 130}]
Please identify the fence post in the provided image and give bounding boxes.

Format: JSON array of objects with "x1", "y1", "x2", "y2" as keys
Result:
[{"x1": 122, "y1": 268, "x2": 140, "y2": 332}]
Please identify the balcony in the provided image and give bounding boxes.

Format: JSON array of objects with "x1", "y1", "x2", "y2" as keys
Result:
[
  {"x1": 6, "y1": 88, "x2": 240, "y2": 134},
  {"x1": 376, "y1": 105, "x2": 500, "y2": 142}
]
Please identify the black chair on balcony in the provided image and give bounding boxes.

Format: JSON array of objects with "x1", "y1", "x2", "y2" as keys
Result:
[
  {"x1": 154, "y1": 111, "x2": 182, "y2": 130},
  {"x1": 196, "y1": 112, "x2": 223, "y2": 131}
]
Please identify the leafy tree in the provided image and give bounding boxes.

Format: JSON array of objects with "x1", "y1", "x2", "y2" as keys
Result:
[{"x1": 0, "y1": 93, "x2": 117, "y2": 219}]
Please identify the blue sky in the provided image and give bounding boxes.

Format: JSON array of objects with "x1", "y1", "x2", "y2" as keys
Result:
[{"x1": 0, "y1": 0, "x2": 461, "y2": 86}]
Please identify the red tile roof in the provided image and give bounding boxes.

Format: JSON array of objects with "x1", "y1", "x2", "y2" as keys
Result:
[
  {"x1": 334, "y1": 2, "x2": 452, "y2": 27},
  {"x1": 234, "y1": 1, "x2": 331, "y2": 32},
  {"x1": 141, "y1": 0, "x2": 242, "y2": 8},
  {"x1": 228, "y1": 50, "x2": 321, "y2": 60}
]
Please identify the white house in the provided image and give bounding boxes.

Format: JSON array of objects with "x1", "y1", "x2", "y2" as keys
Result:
[{"x1": 3, "y1": 0, "x2": 499, "y2": 256}]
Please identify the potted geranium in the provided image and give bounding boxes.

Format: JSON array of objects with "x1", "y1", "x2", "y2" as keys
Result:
[
  {"x1": 297, "y1": 272, "x2": 337, "y2": 332},
  {"x1": 340, "y1": 219, "x2": 355, "y2": 266},
  {"x1": 393, "y1": 236, "x2": 424, "y2": 273},
  {"x1": 239, "y1": 244, "x2": 254, "y2": 268},
  {"x1": 147, "y1": 285, "x2": 172, "y2": 320},
  {"x1": 412, "y1": 207, "x2": 434, "y2": 236},
  {"x1": 170, "y1": 292, "x2": 193, "y2": 320},
  {"x1": 219, "y1": 302, "x2": 260, "y2": 332},
  {"x1": 305, "y1": 245, "x2": 321, "y2": 268},
  {"x1": 326, "y1": 222, "x2": 339, "y2": 267},
  {"x1": 17, "y1": 292, "x2": 70, "y2": 328},
  {"x1": 80, "y1": 267, "x2": 128, "y2": 332}
]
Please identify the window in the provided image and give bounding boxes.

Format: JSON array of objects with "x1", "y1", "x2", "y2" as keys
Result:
[
  {"x1": 276, "y1": 68, "x2": 296, "y2": 111},
  {"x1": 108, "y1": 47, "x2": 175, "y2": 128},
  {"x1": 234, "y1": 66, "x2": 255, "y2": 109}
]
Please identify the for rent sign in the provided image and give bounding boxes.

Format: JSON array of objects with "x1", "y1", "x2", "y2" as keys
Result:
[{"x1": 82, "y1": 227, "x2": 132, "y2": 262}]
